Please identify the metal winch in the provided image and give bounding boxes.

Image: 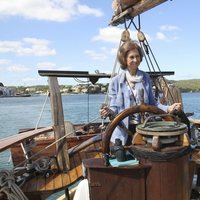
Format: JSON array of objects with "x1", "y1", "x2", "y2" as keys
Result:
[{"x1": 133, "y1": 115, "x2": 189, "y2": 151}]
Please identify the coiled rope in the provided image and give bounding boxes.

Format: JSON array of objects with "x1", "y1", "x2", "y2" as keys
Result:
[
  {"x1": 0, "y1": 170, "x2": 28, "y2": 200},
  {"x1": 33, "y1": 156, "x2": 50, "y2": 173},
  {"x1": 132, "y1": 145, "x2": 193, "y2": 162}
]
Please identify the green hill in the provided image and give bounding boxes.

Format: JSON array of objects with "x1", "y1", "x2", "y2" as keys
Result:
[
  {"x1": 171, "y1": 79, "x2": 200, "y2": 92},
  {"x1": 6, "y1": 79, "x2": 200, "y2": 94}
]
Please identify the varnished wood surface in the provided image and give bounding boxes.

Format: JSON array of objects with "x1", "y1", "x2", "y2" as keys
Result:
[
  {"x1": 0, "y1": 126, "x2": 53, "y2": 153},
  {"x1": 83, "y1": 157, "x2": 151, "y2": 169},
  {"x1": 21, "y1": 141, "x2": 102, "y2": 199},
  {"x1": 190, "y1": 119, "x2": 200, "y2": 124},
  {"x1": 110, "y1": 0, "x2": 168, "y2": 25},
  {"x1": 11, "y1": 134, "x2": 101, "y2": 166},
  {"x1": 84, "y1": 158, "x2": 151, "y2": 200},
  {"x1": 48, "y1": 76, "x2": 70, "y2": 171},
  {"x1": 141, "y1": 155, "x2": 192, "y2": 200},
  {"x1": 84, "y1": 154, "x2": 193, "y2": 200}
]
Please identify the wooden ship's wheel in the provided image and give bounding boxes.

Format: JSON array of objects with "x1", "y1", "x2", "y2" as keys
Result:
[
  {"x1": 83, "y1": 104, "x2": 194, "y2": 200},
  {"x1": 134, "y1": 115, "x2": 189, "y2": 151},
  {"x1": 102, "y1": 104, "x2": 175, "y2": 154}
]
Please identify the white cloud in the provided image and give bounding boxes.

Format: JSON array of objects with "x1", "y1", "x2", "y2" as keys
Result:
[
  {"x1": 36, "y1": 62, "x2": 72, "y2": 71},
  {"x1": 84, "y1": 49, "x2": 107, "y2": 60},
  {"x1": 36, "y1": 62, "x2": 56, "y2": 70},
  {"x1": 87, "y1": 27, "x2": 149, "y2": 60},
  {"x1": 22, "y1": 77, "x2": 40, "y2": 82},
  {"x1": 92, "y1": 27, "x2": 150, "y2": 44},
  {"x1": 156, "y1": 25, "x2": 180, "y2": 42},
  {"x1": 92, "y1": 27, "x2": 138, "y2": 43},
  {"x1": 156, "y1": 32, "x2": 167, "y2": 41},
  {"x1": 0, "y1": 38, "x2": 56, "y2": 56},
  {"x1": 110, "y1": 48, "x2": 118, "y2": 55},
  {"x1": 156, "y1": 32, "x2": 179, "y2": 42},
  {"x1": 0, "y1": 41, "x2": 21, "y2": 53},
  {"x1": 160, "y1": 25, "x2": 179, "y2": 32},
  {"x1": 8, "y1": 64, "x2": 29, "y2": 72},
  {"x1": 0, "y1": 59, "x2": 11, "y2": 65},
  {"x1": 57, "y1": 66, "x2": 72, "y2": 71},
  {"x1": 77, "y1": 5, "x2": 103, "y2": 17},
  {"x1": 0, "y1": 0, "x2": 103, "y2": 22}
]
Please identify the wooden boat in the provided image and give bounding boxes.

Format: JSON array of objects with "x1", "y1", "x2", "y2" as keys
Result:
[
  {"x1": 0, "y1": 70, "x2": 175, "y2": 199},
  {"x1": 0, "y1": 0, "x2": 199, "y2": 200},
  {"x1": 0, "y1": 94, "x2": 31, "y2": 98},
  {"x1": 0, "y1": 71, "x2": 110, "y2": 199}
]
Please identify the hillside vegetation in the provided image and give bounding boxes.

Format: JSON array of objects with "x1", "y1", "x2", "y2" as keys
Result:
[
  {"x1": 7, "y1": 79, "x2": 200, "y2": 94},
  {"x1": 171, "y1": 79, "x2": 200, "y2": 92}
]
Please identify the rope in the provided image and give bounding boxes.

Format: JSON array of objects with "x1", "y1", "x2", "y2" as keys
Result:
[
  {"x1": 131, "y1": 15, "x2": 141, "y2": 31},
  {"x1": 156, "y1": 77, "x2": 183, "y2": 106},
  {"x1": 13, "y1": 115, "x2": 103, "y2": 173},
  {"x1": 132, "y1": 146, "x2": 193, "y2": 162},
  {"x1": 139, "y1": 33, "x2": 179, "y2": 104},
  {"x1": 33, "y1": 156, "x2": 50, "y2": 173},
  {"x1": 0, "y1": 170, "x2": 28, "y2": 200},
  {"x1": 103, "y1": 27, "x2": 133, "y2": 106},
  {"x1": 101, "y1": 29, "x2": 131, "y2": 128},
  {"x1": 73, "y1": 77, "x2": 90, "y2": 84},
  {"x1": 118, "y1": 15, "x2": 177, "y2": 106},
  {"x1": 35, "y1": 91, "x2": 50, "y2": 130},
  {"x1": 103, "y1": 35, "x2": 123, "y2": 106}
]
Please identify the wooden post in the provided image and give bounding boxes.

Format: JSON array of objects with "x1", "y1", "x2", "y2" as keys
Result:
[{"x1": 48, "y1": 77, "x2": 70, "y2": 171}]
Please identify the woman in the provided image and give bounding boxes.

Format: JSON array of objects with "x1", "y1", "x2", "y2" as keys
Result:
[{"x1": 100, "y1": 40, "x2": 181, "y2": 145}]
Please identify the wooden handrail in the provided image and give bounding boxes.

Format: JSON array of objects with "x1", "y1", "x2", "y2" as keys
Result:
[{"x1": 0, "y1": 126, "x2": 53, "y2": 153}]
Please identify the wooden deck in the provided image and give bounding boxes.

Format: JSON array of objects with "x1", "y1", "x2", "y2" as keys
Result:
[
  {"x1": 0, "y1": 133, "x2": 103, "y2": 200},
  {"x1": 17, "y1": 139, "x2": 103, "y2": 199}
]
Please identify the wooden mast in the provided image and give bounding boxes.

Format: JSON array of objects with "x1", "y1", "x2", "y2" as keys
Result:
[{"x1": 48, "y1": 76, "x2": 70, "y2": 171}]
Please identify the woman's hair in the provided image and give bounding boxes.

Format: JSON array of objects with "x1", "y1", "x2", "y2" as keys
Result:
[{"x1": 117, "y1": 40, "x2": 143, "y2": 70}]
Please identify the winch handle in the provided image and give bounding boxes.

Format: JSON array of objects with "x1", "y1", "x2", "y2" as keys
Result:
[{"x1": 141, "y1": 114, "x2": 180, "y2": 128}]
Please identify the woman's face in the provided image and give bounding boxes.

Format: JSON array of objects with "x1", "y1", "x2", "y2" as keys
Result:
[{"x1": 126, "y1": 49, "x2": 141, "y2": 75}]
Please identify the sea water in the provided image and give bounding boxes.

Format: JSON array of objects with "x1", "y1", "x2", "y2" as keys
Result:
[
  {"x1": 0, "y1": 93, "x2": 200, "y2": 199},
  {"x1": 0, "y1": 94, "x2": 106, "y2": 199}
]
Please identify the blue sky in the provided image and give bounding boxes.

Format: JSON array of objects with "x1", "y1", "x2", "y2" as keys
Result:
[{"x1": 0, "y1": 0, "x2": 199, "y2": 86}]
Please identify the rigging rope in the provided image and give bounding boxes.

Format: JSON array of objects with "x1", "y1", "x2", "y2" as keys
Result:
[
  {"x1": 35, "y1": 91, "x2": 50, "y2": 130},
  {"x1": 73, "y1": 77, "x2": 90, "y2": 84},
  {"x1": 124, "y1": 15, "x2": 178, "y2": 105},
  {"x1": 101, "y1": 29, "x2": 131, "y2": 126},
  {"x1": 102, "y1": 29, "x2": 131, "y2": 110},
  {"x1": 113, "y1": 15, "x2": 190, "y2": 134}
]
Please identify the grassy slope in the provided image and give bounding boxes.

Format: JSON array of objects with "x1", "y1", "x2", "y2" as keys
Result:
[{"x1": 171, "y1": 79, "x2": 200, "y2": 92}]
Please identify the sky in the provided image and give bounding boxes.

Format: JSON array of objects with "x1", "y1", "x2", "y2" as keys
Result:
[{"x1": 0, "y1": 0, "x2": 200, "y2": 86}]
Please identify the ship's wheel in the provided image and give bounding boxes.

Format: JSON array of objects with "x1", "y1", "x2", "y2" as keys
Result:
[{"x1": 102, "y1": 104, "x2": 173, "y2": 154}]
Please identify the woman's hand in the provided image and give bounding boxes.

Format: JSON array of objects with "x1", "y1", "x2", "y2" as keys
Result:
[
  {"x1": 100, "y1": 106, "x2": 115, "y2": 119},
  {"x1": 167, "y1": 103, "x2": 182, "y2": 114}
]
